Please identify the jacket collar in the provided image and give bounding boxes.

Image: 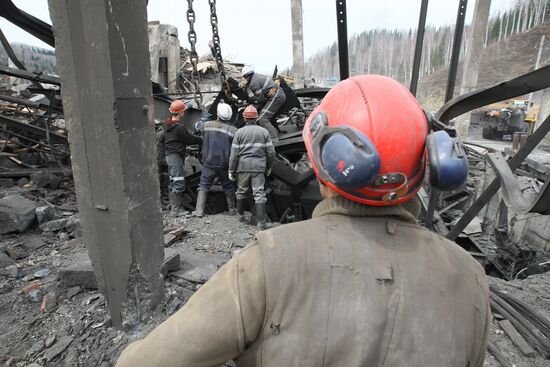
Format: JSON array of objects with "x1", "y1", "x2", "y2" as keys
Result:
[{"x1": 312, "y1": 196, "x2": 418, "y2": 224}]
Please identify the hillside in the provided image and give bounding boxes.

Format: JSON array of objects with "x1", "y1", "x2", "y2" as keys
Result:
[
  {"x1": 0, "y1": 42, "x2": 56, "y2": 74},
  {"x1": 417, "y1": 21, "x2": 550, "y2": 110},
  {"x1": 304, "y1": 0, "x2": 550, "y2": 110}
]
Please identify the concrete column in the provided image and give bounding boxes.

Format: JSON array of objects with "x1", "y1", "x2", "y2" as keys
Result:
[
  {"x1": 290, "y1": 0, "x2": 305, "y2": 88},
  {"x1": 456, "y1": 0, "x2": 492, "y2": 136},
  {"x1": 148, "y1": 22, "x2": 181, "y2": 91},
  {"x1": 538, "y1": 88, "x2": 550, "y2": 145},
  {"x1": 48, "y1": 0, "x2": 164, "y2": 328}
]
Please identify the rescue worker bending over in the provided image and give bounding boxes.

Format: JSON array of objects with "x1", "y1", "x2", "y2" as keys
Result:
[
  {"x1": 192, "y1": 102, "x2": 238, "y2": 217},
  {"x1": 164, "y1": 100, "x2": 202, "y2": 216},
  {"x1": 228, "y1": 105, "x2": 275, "y2": 230},
  {"x1": 116, "y1": 75, "x2": 490, "y2": 367},
  {"x1": 240, "y1": 66, "x2": 285, "y2": 140}
]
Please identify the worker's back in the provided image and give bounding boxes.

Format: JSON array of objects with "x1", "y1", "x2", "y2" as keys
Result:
[
  {"x1": 230, "y1": 123, "x2": 273, "y2": 173},
  {"x1": 235, "y1": 199, "x2": 490, "y2": 367}
]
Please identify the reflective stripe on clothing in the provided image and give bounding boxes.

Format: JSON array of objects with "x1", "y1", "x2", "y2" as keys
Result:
[
  {"x1": 201, "y1": 119, "x2": 238, "y2": 170},
  {"x1": 236, "y1": 172, "x2": 266, "y2": 203},
  {"x1": 231, "y1": 142, "x2": 273, "y2": 149},
  {"x1": 166, "y1": 154, "x2": 186, "y2": 193},
  {"x1": 228, "y1": 123, "x2": 275, "y2": 173},
  {"x1": 258, "y1": 88, "x2": 280, "y2": 120},
  {"x1": 204, "y1": 126, "x2": 235, "y2": 137}
]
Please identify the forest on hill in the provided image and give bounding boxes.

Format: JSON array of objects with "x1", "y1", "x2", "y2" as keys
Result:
[
  {"x1": 304, "y1": 0, "x2": 549, "y2": 86},
  {"x1": 0, "y1": 43, "x2": 56, "y2": 74}
]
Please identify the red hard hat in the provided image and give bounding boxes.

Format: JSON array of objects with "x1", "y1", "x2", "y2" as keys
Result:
[
  {"x1": 169, "y1": 100, "x2": 187, "y2": 114},
  {"x1": 243, "y1": 105, "x2": 258, "y2": 120},
  {"x1": 303, "y1": 75, "x2": 428, "y2": 206}
]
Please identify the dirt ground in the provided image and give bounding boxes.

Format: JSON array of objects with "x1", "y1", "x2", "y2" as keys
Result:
[{"x1": 1, "y1": 184, "x2": 550, "y2": 366}]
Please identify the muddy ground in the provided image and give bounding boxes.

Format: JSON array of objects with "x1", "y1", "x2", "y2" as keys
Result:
[{"x1": 1, "y1": 183, "x2": 549, "y2": 366}]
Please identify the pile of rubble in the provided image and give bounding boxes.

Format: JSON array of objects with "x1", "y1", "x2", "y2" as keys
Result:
[{"x1": 0, "y1": 168, "x2": 259, "y2": 366}]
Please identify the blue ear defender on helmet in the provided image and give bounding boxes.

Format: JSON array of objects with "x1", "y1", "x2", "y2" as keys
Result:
[
  {"x1": 309, "y1": 111, "x2": 381, "y2": 189},
  {"x1": 427, "y1": 130, "x2": 468, "y2": 190},
  {"x1": 321, "y1": 131, "x2": 381, "y2": 189}
]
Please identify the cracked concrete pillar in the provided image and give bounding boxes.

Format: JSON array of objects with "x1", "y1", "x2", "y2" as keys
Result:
[
  {"x1": 290, "y1": 0, "x2": 305, "y2": 88},
  {"x1": 148, "y1": 22, "x2": 181, "y2": 92},
  {"x1": 48, "y1": 0, "x2": 164, "y2": 329},
  {"x1": 456, "y1": 0, "x2": 492, "y2": 136}
]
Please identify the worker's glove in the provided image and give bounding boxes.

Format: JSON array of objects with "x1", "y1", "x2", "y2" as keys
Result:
[
  {"x1": 238, "y1": 79, "x2": 248, "y2": 89},
  {"x1": 184, "y1": 101, "x2": 194, "y2": 110},
  {"x1": 266, "y1": 168, "x2": 272, "y2": 177},
  {"x1": 228, "y1": 171, "x2": 237, "y2": 181}
]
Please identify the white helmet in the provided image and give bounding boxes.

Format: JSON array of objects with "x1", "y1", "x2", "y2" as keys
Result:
[
  {"x1": 241, "y1": 65, "x2": 254, "y2": 78},
  {"x1": 217, "y1": 103, "x2": 232, "y2": 121}
]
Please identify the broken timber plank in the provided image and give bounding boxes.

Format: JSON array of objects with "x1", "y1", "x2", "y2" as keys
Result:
[{"x1": 499, "y1": 319, "x2": 537, "y2": 357}]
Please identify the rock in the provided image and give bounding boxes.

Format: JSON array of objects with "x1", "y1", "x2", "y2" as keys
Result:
[
  {"x1": 22, "y1": 281, "x2": 41, "y2": 294},
  {"x1": 33, "y1": 268, "x2": 51, "y2": 279},
  {"x1": 58, "y1": 232, "x2": 69, "y2": 242},
  {"x1": 0, "y1": 178, "x2": 14, "y2": 189},
  {"x1": 28, "y1": 288, "x2": 42, "y2": 302},
  {"x1": 39, "y1": 218, "x2": 68, "y2": 232},
  {"x1": 27, "y1": 340, "x2": 45, "y2": 357},
  {"x1": 43, "y1": 335, "x2": 73, "y2": 361},
  {"x1": 66, "y1": 286, "x2": 82, "y2": 299},
  {"x1": 40, "y1": 292, "x2": 58, "y2": 312},
  {"x1": 35, "y1": 206, "x2": 56, "y2": 225},
  {"x1": 25, "y1": 362, "x2": 44, "y2": 367},
  {"x1": 45, "y1": 335, "x2": 56, "y2": 348},
  {"x1": 164, "y1": 233, "x2": 177, "y2": 247},
  {"x1": 5, "y1": 244, "x2": 29, "y2": 259},
  {"x1": 5, "y1": 265, "x2": 20, "y2": 279},
  {"x1": 0, "y1": 280, "x2": 13, "y2": 294},
  {"x1": 173, "y1": 263, "x2": 218, "y2": 283},
  {"x1": 30, "y1": 171, "x2": 60, "y2": 189},
  {"x1": 65, "y1": 215, "x2": 80, "y2": 232},
  {"x1": 162, "y1": 254, "x2": 181, "y2": 276},
  {"x1": 0, "y1": 195, "x2": 38, "y2": 234},
  {"x1": 16, "y1": 177, "x2": 29, "y2": 187},
  {"x1": 166, "y1": 296, "x2": 182, "y2": 315},
  {"x1": 0, "y1": 252, "x2": 15, "y2": 268},
  {"x1": 59, "y1": 261, "x2": 97, "y2": 289},
  {"x1": 58, "y1": 203, "x2": 78, "y2": 212}
]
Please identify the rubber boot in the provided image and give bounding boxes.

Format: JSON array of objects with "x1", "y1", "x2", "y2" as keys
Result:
[
  {"x1": 192, "y1": 190, "x2": 208, "y2": 217},
  {"x1": 169, "y1": 192, "x2": 190, "y2": 217},
  {"x1": 236, "y1": 198, "x2": 246, "y2": 222},
  {"x1": 225, "y1": 192, "x2": 237, "y2": 215},
  {"x1": 255, "y1": 202, "x2": 271, "y2": 230}
]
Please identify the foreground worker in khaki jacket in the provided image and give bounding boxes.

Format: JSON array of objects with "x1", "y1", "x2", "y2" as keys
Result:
[{"x1": 116, "y1": 75, "x2": 490, "y2": 367}]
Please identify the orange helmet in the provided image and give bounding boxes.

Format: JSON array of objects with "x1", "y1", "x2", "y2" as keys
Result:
[
  {"x1": 303, "y1": 75, "x2": 428, "y2": 206},
  {"x1": 243, "y1": 105, "x2": 258, "y2": 120},
  {"x1": 169, "y1": 100, "x2": 187, "y2": 114}
]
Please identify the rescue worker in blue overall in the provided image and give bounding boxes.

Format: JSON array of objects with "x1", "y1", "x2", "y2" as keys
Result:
[
  {"x1": 240, "y1": 66, "x2": 285, "y2": 140},
  {"x1": 165, "y1": 100, "x2": 202, "y2": 216},
  {"x1": 229, "y1": 105, "x2": 275, "y2": 229},
  {"x1": 192, "y1": 102, "x2": 238, "y2": 217}
]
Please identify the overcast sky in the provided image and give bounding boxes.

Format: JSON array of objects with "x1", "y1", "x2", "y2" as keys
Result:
[{"x1": 0, "y1": 0, "x2": 518, "y2": 73}]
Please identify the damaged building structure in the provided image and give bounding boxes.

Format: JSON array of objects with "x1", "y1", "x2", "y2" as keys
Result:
[{"x1": 0, "y1": 0, "x2": 549, "y2": 366}]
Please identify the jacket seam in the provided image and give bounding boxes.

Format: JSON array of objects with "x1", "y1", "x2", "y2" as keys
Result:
[{"x1": 320, "y1": 217, "x2": 332, "y2": 367}]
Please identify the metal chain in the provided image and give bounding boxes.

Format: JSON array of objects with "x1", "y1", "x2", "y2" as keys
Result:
[
  {"x1": 208, "y1": 0, "x2": 240, "y2": 105},
  {"x1": 186, "y1": 0, "x2": 203, "y2": 109}
]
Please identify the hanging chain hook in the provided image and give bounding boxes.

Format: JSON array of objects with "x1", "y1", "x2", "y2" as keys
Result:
[
  {"x1": 186, "y1": 0, "x2": 204, "y2": 109},
  {"x1": 208, "y1": 0, "x2": 242, "y2": 106}
]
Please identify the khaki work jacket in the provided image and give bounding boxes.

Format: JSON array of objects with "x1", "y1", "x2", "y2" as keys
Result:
[{"x1": 116, "y1": 197, "x2": 490, "y2": 367}]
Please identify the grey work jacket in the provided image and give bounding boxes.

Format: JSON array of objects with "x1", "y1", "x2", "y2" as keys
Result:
[
  {"x1": 228, "y1": 122, "x2": 275, "y2": 173},
  {"x1": 248, "y1": 73, "x2": 276, "y2": 103},
  {"x1": 115, "y1": 197, "x2": 490, "y2": 367}
]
